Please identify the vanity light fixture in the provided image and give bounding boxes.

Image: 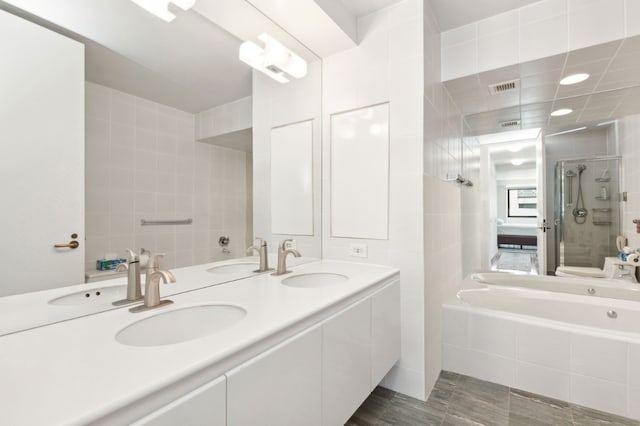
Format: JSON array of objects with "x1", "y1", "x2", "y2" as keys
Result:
[
  {"x1": 130, "y1": 0, "x2": 195, "y2": 22},
  {"x1": 550, "y1": 108, "x2": 573, "y2": 117},
  {"x1": 510, "y1": 159, "x2": 525, "y2": 166},
  {"x1": 560, "y1": 73, "x2": 590, "y2": 85},
  {"x1": 239, "y1": 33, "x2": 308, "y2": 84}
]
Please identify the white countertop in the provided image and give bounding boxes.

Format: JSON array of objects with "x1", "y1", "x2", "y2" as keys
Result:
[
  {"x1": 0, "y1": 255, "x2": 314, "y2": 336},
  {"x1": 0, "y1": 259, "x2": 399, "y2": 425}
]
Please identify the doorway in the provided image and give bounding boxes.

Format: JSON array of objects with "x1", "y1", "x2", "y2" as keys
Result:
[{"x1": 479, "y1": 129, "x2": 544, "y2": 275}]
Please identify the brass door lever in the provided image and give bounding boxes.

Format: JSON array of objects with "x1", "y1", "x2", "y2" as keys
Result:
[{"x1": 54, "y1": 241, "x2": 79, "y2": 249}]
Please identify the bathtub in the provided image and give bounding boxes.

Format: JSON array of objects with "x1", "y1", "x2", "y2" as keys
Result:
[
  {"x1": 471, "y1": 271, "x2": 640, "y2": 302},
  {"x1": 442, "y1": 274, "x2": 640, "y2": 420}
]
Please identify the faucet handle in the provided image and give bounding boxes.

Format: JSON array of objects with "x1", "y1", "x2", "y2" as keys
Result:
[
  {"x1": 279, "y1": 239, "x2": 292, "y2": 251},
  {"x1": 148, "y1": 253, "x2": 165, "y2": 270},
  {"x1": 247, "y1": 237, "x2": 266, "y2": 254},
  {"x1": 125, "y1": 248, "x2": 138, "y2": 262}
]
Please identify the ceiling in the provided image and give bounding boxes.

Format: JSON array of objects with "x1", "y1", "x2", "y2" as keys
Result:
[
  {"x1": 337, "y1": 0, "x2": 405, "y2": 18},
  {"x1": 339, "y1": 0, "x2": 540, "y2": 30},
  {"x1": 3, "y1": 0, "x2": 554, "y2": 114},
  {"x1": 448, "y1": 36, "x2": 640, "y2": 136},
  {"x1": 429, "y1": 0, "x2": 540, "y2": 31}
]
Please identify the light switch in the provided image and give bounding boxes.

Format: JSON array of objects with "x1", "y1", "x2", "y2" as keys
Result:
[{"x1": 349, "y1": 243, "x2": 368, "y2": 258}]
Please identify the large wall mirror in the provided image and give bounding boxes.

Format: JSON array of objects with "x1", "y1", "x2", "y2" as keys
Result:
[
  {"x1": 452, "y1": 37, "x2": 640, "y2": 277},
  {"x1": 0, "y1": 0, "x2": 321, "y2": 334}
]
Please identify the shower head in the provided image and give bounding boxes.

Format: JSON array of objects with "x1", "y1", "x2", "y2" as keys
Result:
[{"x1": 566, "y1": 170, "x2": 577, "y2": 177}]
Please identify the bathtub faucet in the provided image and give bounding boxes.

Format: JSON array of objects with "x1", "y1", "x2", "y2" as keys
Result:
[{"x1": 612, "y1": 264, "x2": 638, "y2": 283}]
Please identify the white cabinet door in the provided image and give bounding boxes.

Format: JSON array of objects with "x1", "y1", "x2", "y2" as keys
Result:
[
  {"x1": 371, "y1": 281, "x2": 401, "y2": 387},
  {"x1": 0, "y1": 10, "x2": 84, "y2": 296},
  {"x1": 226, "y1": 326, "x2": 322, "y2": 426},
  {"x1": 132, "y1": 376, "x2": 226, "y2": 426},
  {"x1": 322, "y1": 298, "x2": 372, "y2": 426}
]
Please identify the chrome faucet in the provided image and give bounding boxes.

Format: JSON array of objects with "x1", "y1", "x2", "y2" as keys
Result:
[
  {"x1": 130, "y1": 269, "x2": 176, "y2": 313},
  {"x1": 247, "y1": 237, "x2": 272, "y2": 272},
  {"x1": 613, "y1": 264, "x2": 638, "y2": 283},
  {"x1": 273, "y1": 239, "x2": 301, "y2": 276},
  {"x1": 113, "y1": 249, "x2": 143, "y2": 306}
]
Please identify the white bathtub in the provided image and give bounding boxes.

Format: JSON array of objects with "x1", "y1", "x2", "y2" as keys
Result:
[
  {"x1": 443, "y1": 274, "x2": 640, "y2": 420},
  {"x1": 471, "y1": 271, "x2": 640, "y2": 302}
]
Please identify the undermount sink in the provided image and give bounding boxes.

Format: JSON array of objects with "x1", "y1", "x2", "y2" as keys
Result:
[
  {"x1": 281, "y1": 272, "x2": 349, "y2": 288},
  {"x1": 115, "y1": 304, "x2": 247, "y2": 347},
  {"x1": 206, "y1": 262, "x2": 259, "y2": 274},
  {"x1": 49, "y1": 285, "x2": 127, "y2": 306}
]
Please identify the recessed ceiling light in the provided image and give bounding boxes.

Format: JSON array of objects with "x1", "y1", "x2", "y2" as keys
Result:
[
  {"x1": 551, "y1": 108, "x2": 573, "y2": 117},
  {"x1": 508, "y1": 146, "x2": 523, "y2": 153},
  {"x1": 511, "y1": 159, "x2": 525, "y2": 166},
  {"x1": 560, "y1": 73, "x2": 590, "y2": 85}
]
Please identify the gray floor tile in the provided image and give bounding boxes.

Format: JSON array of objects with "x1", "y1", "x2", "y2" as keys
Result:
[
  {"x1": 347, "y1": 372, "x2": 640, "y2": 426},
  {"x1": 571, "y1": 404, "x2": 640, "y2": 426},
  {"x1": 442, "y1": 412, "x2": 485, "y2": 425},
  {"x1": 509, "y1": 389, "x2": 572, "y2": 426},
  {"x1": 453, "y1": 375, "x2": 510, "y2": 409}
]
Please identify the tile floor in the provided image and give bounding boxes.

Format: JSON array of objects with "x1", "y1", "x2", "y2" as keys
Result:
[
  {"x1": 347, "y1": 371, "x2": 640, "y2": 426},
  {"x1": 491, "y1": 249, "x2": 538, "y2": 274}
]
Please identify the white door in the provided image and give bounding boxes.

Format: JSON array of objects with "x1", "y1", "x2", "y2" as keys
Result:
[
  {"x1": 0, "y1": 10, "x2": 84, "y2": 296},
  {"x1": 535, "y1": 132, "x2": 547, "y2": 275}
]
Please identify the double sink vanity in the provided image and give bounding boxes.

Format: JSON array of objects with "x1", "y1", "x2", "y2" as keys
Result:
[{"x1": 0, "y1": 257, "x2": 400, "y2": 425}]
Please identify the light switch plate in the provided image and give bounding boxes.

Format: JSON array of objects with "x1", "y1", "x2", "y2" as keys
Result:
[{"x1": 349, "y1": 243, "x2": 368, "y2": 258}]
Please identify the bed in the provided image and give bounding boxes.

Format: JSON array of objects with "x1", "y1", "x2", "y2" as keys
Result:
[{"x1": 497, "y1": 223, "x2": 537, "y2": 249}]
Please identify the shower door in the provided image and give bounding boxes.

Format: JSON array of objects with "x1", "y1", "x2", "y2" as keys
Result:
[{"x1": 555, "y1": 157, "x2": 621, "y2": 269}]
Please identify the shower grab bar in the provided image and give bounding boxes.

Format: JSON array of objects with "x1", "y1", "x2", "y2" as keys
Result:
[{"x1": 140, "y1": 218, "x2": 193, "y2": 226}]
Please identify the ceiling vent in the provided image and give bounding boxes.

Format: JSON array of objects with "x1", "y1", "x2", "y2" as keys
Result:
[
  {"x1": 488, "y1": 79, "x2": 520, "y2": 95},
  {"x1": 499, "y1": 119, "x2": 521, "y2": 129}
]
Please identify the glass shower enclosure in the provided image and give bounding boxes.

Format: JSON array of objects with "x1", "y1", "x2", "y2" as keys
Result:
[{"x1": 555, "y1": 157, "x2": 621, "y2": 269}]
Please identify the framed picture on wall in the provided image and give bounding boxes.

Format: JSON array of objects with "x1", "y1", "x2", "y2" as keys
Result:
[{"x1": 507, "y1": 187, "x2": 537, "y2": 217}]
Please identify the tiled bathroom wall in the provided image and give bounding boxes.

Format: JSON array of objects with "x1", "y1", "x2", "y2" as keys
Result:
[
  {"x1": 422, "y1": 0, "x2": 472, "y2": 396},
  {"x1": 85, "y1": 82, "x2": 249, "y2": 273},
  {"x1": 441, "y1": 0, "x2": 639, "y2": 80}
]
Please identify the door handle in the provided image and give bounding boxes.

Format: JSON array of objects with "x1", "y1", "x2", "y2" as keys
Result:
[
  {"x1": 538, "y1": 219, "x2": 551, "y2": 232},
  {"x1": 54, "y1": 240, "x2": 79, "y2": 249}
]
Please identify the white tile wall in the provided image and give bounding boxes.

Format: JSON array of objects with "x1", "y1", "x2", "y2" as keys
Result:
[
  {"x1": 468, "y1": 313, "x2": 516, "y2": 357},
  {"x1": 515, "y1": 323, "x2": 571, "y2": 370},
  {"x1": 252, "y1": 60, "x2": 322, "y2": 258},
  {"x1": 570, "y1": 334, "x2": 627, "y2": 383},
  {"x1": 321, "y1": 0, "x2": 426, "y2": 399},
  {"x1": 442, "y1": 304, "x2": 637, "y2": 418},
  {"x1": 196, "y1": 96, "x2": 252, "y2": 140},
  {"x1": 85, "y1": 82, "x2": 249, "y2": 272},
  {"x1": 441, "y1": 0, "x2": 638, "y2": 80},
  {"x1": 570, "y1": 374, "x2": 627, "y2": 415},
  {"x1": 515, "y1": 361, "x2": 571, "y2": 400},
  {"x1": 568, "y1": 0, "x2": 625, "y2": 50}
]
